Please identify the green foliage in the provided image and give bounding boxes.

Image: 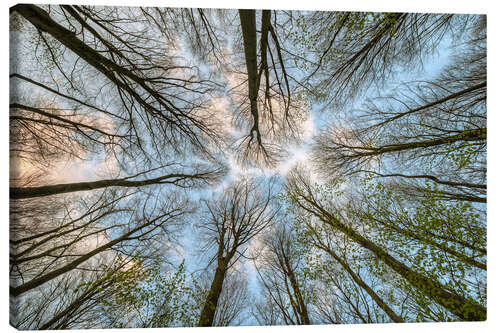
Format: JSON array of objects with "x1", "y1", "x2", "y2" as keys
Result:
[
  {"x1": 98, "y1": 259, "x2": 204, "y2": 328},
  {"x1": 289, "y1": 12, "x2": 400, "y2": 102}
]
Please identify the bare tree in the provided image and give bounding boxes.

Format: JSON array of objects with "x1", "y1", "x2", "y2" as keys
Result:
[
  {"x1": 196, "y1": 177, "x2": 279, "y2": 326},
  {"x1": 11, "y1": 4, "x2": 225, "y2": 164},
  {"x1": 294, "y1": 12, "x2": 471, "y2": 106},
  {"x1": 11, "y1": 189, "x2": 191, "y2": 298},
  {"x1": 9, "y1": 5, "x2": 486, "y2": 328},
  {"x1": 312, "y1": 17, "x2": 486, "y2": 204},
  {"x1": 10, "y1": 163, "x2": 224, "y2": 199},
  {"x1": 253, "y1": 222, "x2": 311, "y2": 325}
]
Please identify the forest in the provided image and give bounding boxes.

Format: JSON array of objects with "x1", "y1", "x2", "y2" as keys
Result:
[{"x1": 9, "y1": 4, "x2": 486, "y2": 328}]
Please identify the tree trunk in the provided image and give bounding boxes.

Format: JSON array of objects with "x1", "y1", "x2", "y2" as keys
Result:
[
  {"x1": 355, "y1": 128, "x2": 486, "y2": 157},
  {"x1": 10, "y1": 173, "x2": 206, "y2": 199},
  {"x1": 326, "y1": 214, "x2": 486, "y2": 321},
  {"x1": 238, "y1": 9, "x2": 261, "y2": 144},
  {"x1": 39, "y1": 279, "x2": 109, "y2": 329},
  {"x1": 373, "y1": 82, "x2": 486, "y2": 127},
  {"x1": 322, "y1": 245, "x2": 404, "y2": 323},
  {"x1": 281, "y1": 251, "x2": 310, "y2": 324},
  {"x1": 198, "y1": 264, "x2": 227, "y2": 326},
  {"x1": 11, "y1": 213, "x2": 166, "y2": 297}
]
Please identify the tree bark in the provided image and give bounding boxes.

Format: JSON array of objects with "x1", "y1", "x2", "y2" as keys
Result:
[
  {"x1": 198, "y1": 263, "x2": 227, "y2": 326},
  {"x1": 238, "y1": 9, "x2": 261, "y2": 144},
  {"x1": 352, "y1": 128, "x2": 486, "y2": 158},
  {"x1": 10, "y1": 173, "x2": 209, "y2": 199},
  {"x1": 281, "y1": 249, "x2": 310, "y2": 324}
]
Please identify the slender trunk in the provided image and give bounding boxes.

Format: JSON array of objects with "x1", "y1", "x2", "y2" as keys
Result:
[
  {"x1": 427, "y1": 231, "x2": 486, "y2": 256},
  {"x1": 282, "y1": 276, "x2": 301, "y2": 324},
  {"x1": 198, "y1": 264, "x2": 227, "y2": 327},
  {"x1": 11, "y1": 192, "x2": 129, "y2": 245},
  {"x1": 258, "y1": 10, "x2": 271, "y2": 107},
  {"x1": 372, "y1": 82, "x2": 486, "y2": 128},
  {"x1": 13, "y1": 210, "x2": 122, "y2": 261},
  {"x1": 10, "y1": 103, "x2": 119, "y2": 138},
  {"x1": 39, "y1": 280, "x2": 108, "y2": 329},
  {"x1": 367, "y1": 171, "x2": 486, "y2": 190},
  {"x1": 353, "y1": 128, "x2": 486, "y2": 158},
  {"x1": 322, "y1": 246, "x2": 404, "y2": 323},
  {"x1": 281, "y1": 251, "x2": 310, "y2": 324},
  {"x1": 10, "y1": 74, "x2": 113, "y2": 116},
  {"x1": 286, "y1": 269, "x2": 310, "y2": 324},
  {"x1": 433, "y1": 190, "x2": 486, "y2": 203},
  {"x1": 328, "y1": 274, "x2": 368, "y2": 323},
  {"x1": 10, "y1": 173, "x2": 203, "y2": 199}
]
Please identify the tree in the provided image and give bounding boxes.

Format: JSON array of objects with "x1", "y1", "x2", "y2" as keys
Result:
[
  {"x1": 11, "y1": 4, "x2": 224, "y2": 162},
  {"x1": 192, "y1": 269, "x2": 250, "y2": 326},
  {"x1": 286, "y1": 171, "x2": 486, "y2": 321},
  {"x1": 10, "y1": 4, "x2": 486, "y2": 328},
  {"x1": 301, "y1": 225, "x2": 404, "y2": 322},
  {"x1": 253, "y1": 222, "x2": 311, "y2": 325},
  {"x1": 312, "y1": 15, "x2": 486, "y2": 204},
  {"x1": 11, "y1": 190, "x2": 191, "y2": 298},
  {"x1": 196, "y1": 178, "x2": 279, "y2": 326},
  {"x1": 10, "y1": 164, "x2": 223, "y2": 199},
  {"x1": 292, "y1": 12, "x2": 467, "y2": 106},
  {"x1": 10, "y1": 6, "x2": 227, "y2": 328}
]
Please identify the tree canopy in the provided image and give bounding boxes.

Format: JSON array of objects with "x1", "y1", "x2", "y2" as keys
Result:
[{"x1": 9, "y1": 4, "x2": 486, "y2": 328}]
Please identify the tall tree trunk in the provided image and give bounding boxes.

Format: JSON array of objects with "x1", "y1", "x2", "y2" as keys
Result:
[
  {"x1": 10, "y1": 172, "x2": 207, "y2": 199},
  {"x1": 321, "y1": 245, "x2": 404, "y2": 323},
  {"x1": 328, "y1": 214, "x2": 486, "y2": 321},
  {"x1": 238, "y1": 9, "x2": 261, "y2": 144},
  {"x1": 198, "y1": 264, "x2": 227, "y2": 326},
  {"x1": 372, "y1": 82, "x2": 486, "y2": 128},
  {"x1": 10, "y1": 103, "x2": 121, "y2": 138},
  {"x1": 281, "y1": 252, "x2": 310, "y2": 324},
  {"x1": 258, "y1": 10, "x2": 271, "y2": 108},
  {"x1": 352, "y1": 128, "x2": 486, "y2": 158}
]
